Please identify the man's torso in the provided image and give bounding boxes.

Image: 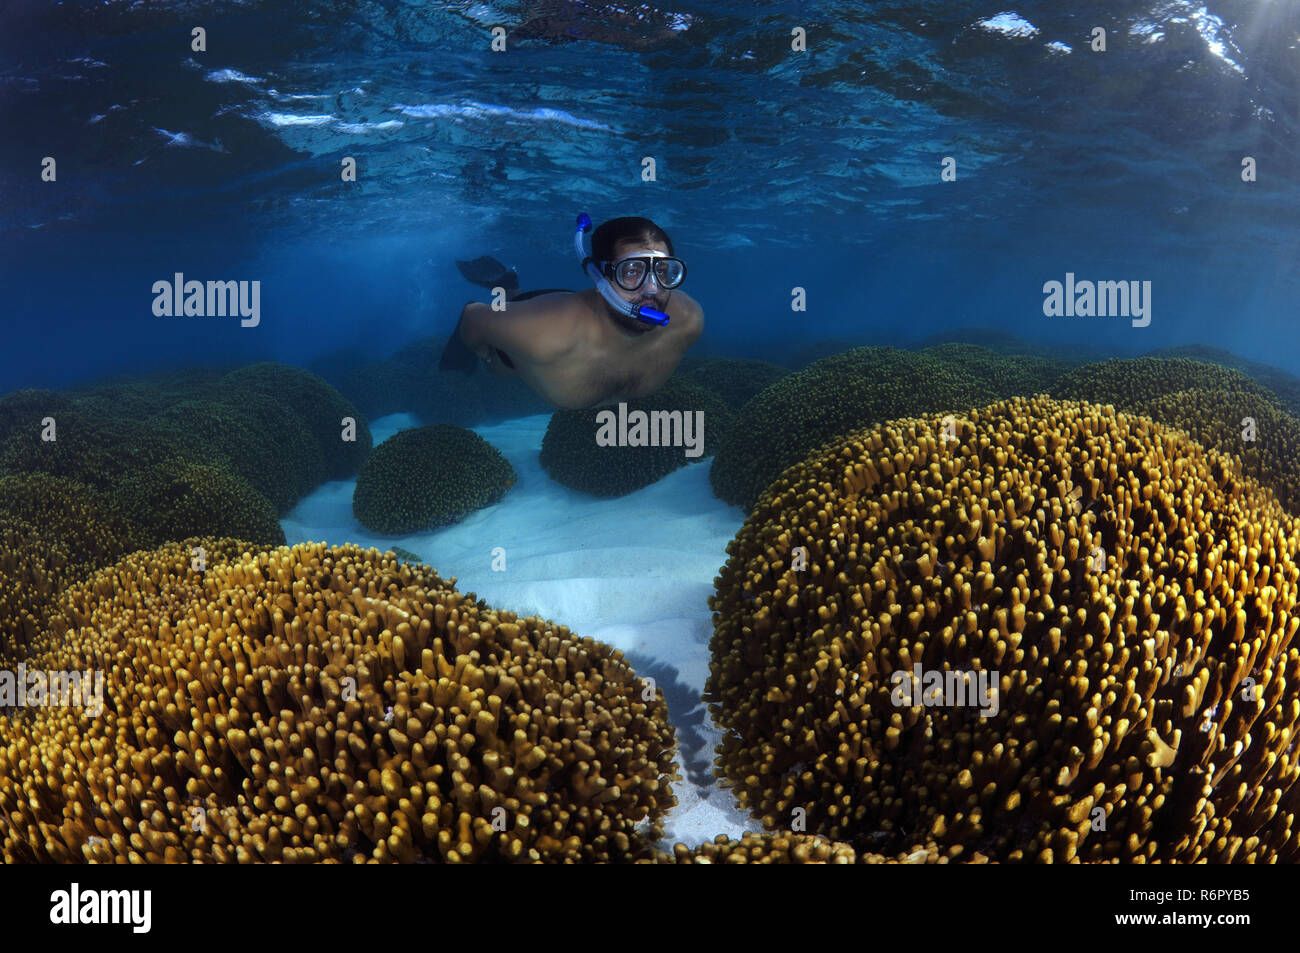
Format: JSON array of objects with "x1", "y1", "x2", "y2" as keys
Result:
[{"x1": 502, "y1": 289, "x2": 698, "y2": 409}]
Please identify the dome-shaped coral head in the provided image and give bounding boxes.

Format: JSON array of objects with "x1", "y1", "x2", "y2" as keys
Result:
[
  {"x1": 707, "y1": 395, "x2": 1300, "y2": 864},
  {"x1": 1, "y1": 538, "x2": 678, "y2": 863}
]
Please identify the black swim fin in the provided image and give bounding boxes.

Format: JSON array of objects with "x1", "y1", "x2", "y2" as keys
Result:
[
  {"x1": 456, "y1": 255, "x2": 520, "y2": 294},
  {"x1": 438, "y1": 319, "x2": 478, "y2": 375}
]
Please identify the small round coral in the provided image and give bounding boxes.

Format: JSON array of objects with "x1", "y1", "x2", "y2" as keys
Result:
[
  {"x1": 540, "y1": 376, "x2": 733, "y2": 497},
  {"x1": 353, "y1": 425, "x2": 515, "y2": 534}
]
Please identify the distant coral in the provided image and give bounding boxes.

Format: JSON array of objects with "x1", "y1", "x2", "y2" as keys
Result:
[
  {"x1": 540, "y1": 377, "x2": 733, "y2": 497},
  {"x1": 709, "y1": 347, "x2": 995, "y2": 512},
  {"x1": 0, "y1": 408, "x2": 203, "y2": 491},
  {"x1": 333, "y1": 359, "x2": 435, "y2": 421},
  {"x1": 0, "y1": 364, "x2": 373, "y2": 640},
  {"x1": 1146, "y1": 345, "x2": 1300, "y2": 417},
  {"x1": 0, "y1": 389, "x2": 74, "y2": 448},
  {"x1": 1, "y1": 362, "x2": 370, "y2": 514},
  {"x1": 315, "y1": 336, "x2": 551, "y2": 429},
  {"x1": 213, "y1": 363, "x2": 371, "y2": 481},
  {"x1": 1051, "y1": 356, "x2": 1272, "y2": 408},
  {"x1": 389, "y1": 337, "x2": 490, "y2": 423},
  {"x1": 921, "y1": 343, "x2": 1072, "y2": 398},
  {"x1": 782, "y1": 338, "x2": 869, "y2": 370},
  {"x1": 67, "y1": 367, "x2": 230, "y2": 421},
  {"x1": 159, "y1": 397, "x2": 324, "y2": 512},
  {"x1": 679, "y1": 358, "x2": 790, "y2": 411},
  {"x1": 917, "y1": 326, "x2": 1100, "y2": 362},
  {"x1": 1132, "y1": 388, "x2": 1300, "y2": 515},
  {"x1": 353, "y1": 425, "x2": 515, "y2": 534},
  {"x1": 112, "y1": 457, "x2": 286, "y2": 549}
]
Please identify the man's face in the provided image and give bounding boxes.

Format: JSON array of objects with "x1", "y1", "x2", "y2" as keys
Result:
[{"x1": 604, "y1": 239, "x2": 672, "y2": 331}]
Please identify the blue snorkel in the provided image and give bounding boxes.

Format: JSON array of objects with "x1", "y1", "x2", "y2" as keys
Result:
[{"x1": 575, "y1": 212, "x2": 670, "y2": 326}]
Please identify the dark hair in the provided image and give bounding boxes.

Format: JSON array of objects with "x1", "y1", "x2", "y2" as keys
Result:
[{"x1": 591, "y1": 216, "x2": 674, "y2": 261}]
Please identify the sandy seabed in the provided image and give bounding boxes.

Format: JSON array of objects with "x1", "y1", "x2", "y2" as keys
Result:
[{"x1": 281, "y1": 412, "x2": 754, "y2": 848}]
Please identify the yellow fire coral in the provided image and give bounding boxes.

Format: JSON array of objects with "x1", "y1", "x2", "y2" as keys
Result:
[
  {"x1": 706, "y1": 396, "x2": 1300, "y2": 863},
  {"x1": 1, "y1": 540, "x2": 677, "y2": 863}
]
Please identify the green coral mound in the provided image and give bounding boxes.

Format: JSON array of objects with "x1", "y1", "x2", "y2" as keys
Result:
[
  {"x1": 0, "y1": 362, "x2": 372, "y2": 589},
  {"x1": 0, "y1": 362, "x2": 369, "y2": 516},
  {"x1": 66, "y1": 367, "x2": 232, "y2": 421},
  {"x1": 353, "y1": 425, "x2": 516, "y2": 534},
  {"x1": 158, "y1": 396, "x2": 325, "y2": 512},
  {"x1": 1146, "y1": 345, "x2": 1300, "y2": 416},
  {"x1": 112, "y1": 457, "x2": 286, "y2": 549},
  {"x1": 0, "y1": 409, "x2": 205, "y2": 492},
  {"x1": 679, "y1": 358, "x2": 790, "y2": 411},
  {"x1": 917, "y1": 327, "x2": 1104, "y2": 362},
  {"x1": 0, "y1": 472, "x2": 138, "y2": 563},
  {"x1": 920, "y1": 343, "x2": 1073, "y2": 398},
  {"x1": 539, "y1": 377, "x2": 733, "y2": 498},
  {"x1": 709, "y1": 347, "x2": 997, "y2": 512},
  {"x1": 0, "y1": 363, "x2": 377, "y2": 651},
  {"x1": 211, "y1": 363, "x2": 371, "y2": 481},
  {"x1": 917, "y1": 327, "x2": 1043, "y2": 351},
  {"x1": 1051, "y1": 357, "x2": 1274, "y2": 408},
  {"x1": 783, "y1": 338, "x2": 869, "y2": 369},
  {"x1": 0, "y1": 389, "x2": 74, "y2": 446}
]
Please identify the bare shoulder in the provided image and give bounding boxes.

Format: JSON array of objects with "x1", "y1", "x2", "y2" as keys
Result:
[
  {"x1": 513, "y1": 292, "x2": 583, "y2": 362},
  {"x1": 672, "y1": 291, "x2": 704, "y2": 340}
]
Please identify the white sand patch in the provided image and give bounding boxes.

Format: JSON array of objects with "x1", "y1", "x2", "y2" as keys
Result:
[{"x1": 282, "y1": 411, "x2": 756, "y2": 849}]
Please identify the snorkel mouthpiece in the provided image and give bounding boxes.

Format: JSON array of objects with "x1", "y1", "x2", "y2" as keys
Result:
[{"x1": 575, "y1": 213, "x2": 670, "y2": 326}]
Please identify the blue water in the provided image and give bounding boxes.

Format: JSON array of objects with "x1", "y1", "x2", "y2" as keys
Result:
[{"x1": 3, "y1": 0, "x2": 1297, "y2": 391}]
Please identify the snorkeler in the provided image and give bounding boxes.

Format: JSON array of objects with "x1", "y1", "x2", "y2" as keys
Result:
[{"x1": 438, "y1": 214, "x2": 703, "y2": 410}]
